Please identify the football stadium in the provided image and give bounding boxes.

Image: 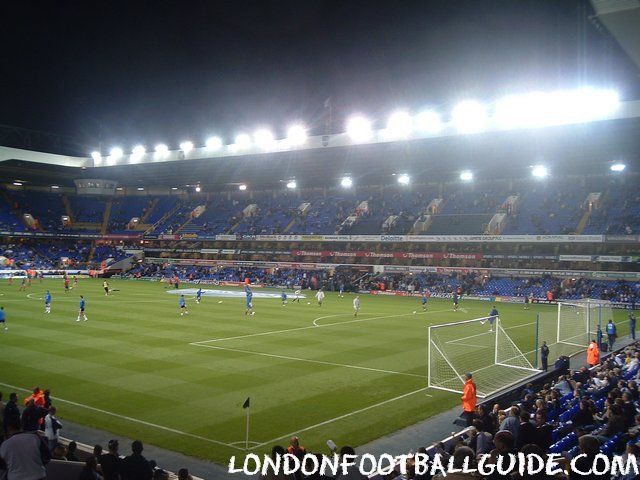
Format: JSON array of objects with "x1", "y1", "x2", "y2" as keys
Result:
[{"x1": 2, "y1": 1, "x2": 640, "y2": 479}]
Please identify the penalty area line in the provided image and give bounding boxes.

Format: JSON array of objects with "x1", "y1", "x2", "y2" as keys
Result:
[
  {"x1": 0, "y1": 382, "x2": 245, "y2": 451},
  {"x1": 191, "y1": 343, "x2": 425, "y2": 378}
]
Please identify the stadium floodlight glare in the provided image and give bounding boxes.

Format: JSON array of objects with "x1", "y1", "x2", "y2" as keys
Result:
[
  {"x1": 451, "y1": 100, "x2": 487, "y2": 133},
  {"x1": 51, "y1": 185, "x2": 59, "y2": 189},
  {"x1": 234, "y1": 134, "x2": 251, "y2": 150},
  {"x1": 171, "y1": 187, "x2": 178, "y2": 190},
  {"x1": 610, "y1": 163, "x2": 626, "y2": 172},
  {"x1": 532, "y1": 165, "x2": 548, "y2": 178},
  {"x1": 460, "y1": 170, "x2": 473, "y2": 182},
  {"x1": 385, "y1": 111, "x2": 413, "y2": 139},
  {"x1": 137, "y1": 187, "x2": 144, "y2": 191},
  {"x1": 109, "y1": 147, "x2": 123, "y2": 160},
  {"x1": 91, "y1": 151, "x2": 102, "y2": 164},
  {"x1": 341, "y1": 176, "x2": 353, "y2": 188},
  {"x1": 254, "y1": 129, "x2": 275, "y2": 150},
  {"x1": 12, "y1": 181, "x2": 22, "y2": 186},
  {"x1": 195, "y1": 186, "x2": 201, "y2": 192},
  {"x1": 131, "y1": 145, "x2": 146, "y2": 157},
  {"x1": 238, "y1": 184, "x2": 247, "y2": 191},
  {"x1": 179, "y1": 141, "x2": 194, "y2": 154},
  {"x1": 346, "y1": 116, "x2": 373, "y2": 142},
  {"x1": 205, "y1": 136, "x2": 222, "y2": 150},
  {"x1": 286, "y1": 124, "x2": 307, "y2": 146},
  {"x1": 286, "y1": 180, "x2": 297, "y2": 189},
  {"x1": 415, "y1": 110, "x2": 443, "y2": 134},
  {"x1": 397, "y1": 173, "x2": 410, "y2": 185},
  {"x1": 154, "y1": 144, "x2": 169, "y2": 159}
]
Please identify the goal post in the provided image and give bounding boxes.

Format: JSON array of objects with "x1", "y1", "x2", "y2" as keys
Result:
[
  {"x1": 428, "y1": 316, "x2": 538, "y2": 398},
  {"x1": 535, "y1": 299, "x2": 615, "y2": 362}
]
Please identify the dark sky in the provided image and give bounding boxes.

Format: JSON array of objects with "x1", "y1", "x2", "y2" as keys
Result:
[{"x1": 1, "y1": 0, "x2": 638, "y2": 153}]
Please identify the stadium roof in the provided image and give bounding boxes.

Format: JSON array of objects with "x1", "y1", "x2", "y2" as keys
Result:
[{"x1": 591, "y1": 0, "x2": 640, "y2": 71}]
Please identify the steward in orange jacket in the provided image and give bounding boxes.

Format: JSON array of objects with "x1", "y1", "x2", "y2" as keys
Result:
[
  {"x1": 587, "y1": 340, "x2": 600, "y2": 367},
  {"x1": 24, "y1": 387, "x2": 45, "y2": 407},
  {"x1": 461, "y1": 373, "x2": 477, "y2": 426}
]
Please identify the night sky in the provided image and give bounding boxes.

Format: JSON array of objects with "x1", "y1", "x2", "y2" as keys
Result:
[{"x1": 1, "y1": 0, "x2": 638, "y2": 153}]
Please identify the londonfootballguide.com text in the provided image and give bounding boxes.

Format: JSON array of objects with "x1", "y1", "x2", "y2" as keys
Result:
[{"x1": 228, "y1": 452, "x2": 640, "y2": 477}]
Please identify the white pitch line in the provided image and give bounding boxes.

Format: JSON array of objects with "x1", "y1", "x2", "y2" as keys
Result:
[
  {"x1": 191, "y1": 308, "x2": 453, "y2": 346},
  {"x1": 0, "y1": 382, "x2": 245, "y2": 451},
  {"x1": 253, "y1": 386, "x2": 432, "y2": 448},
  {"x1": 192, "y1": 343, "x2": 425, "y2": 378}
]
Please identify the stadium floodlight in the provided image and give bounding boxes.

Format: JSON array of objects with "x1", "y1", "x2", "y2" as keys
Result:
[
  {"x1": 171, "y1": 187, "x2": 178, "y2": 191},
  {"x1": 346, "y1": 116, "x2": 373, "y2": 142},
  {"x1": 154, "y1": 144, "x2": 169, "y2": 159},
  {"x1": 238, "y1": 184, "x2": 247, "y2": 191},
  {"x1": 452, "y1": 100, "x2": 487, "y2": 133},
  {"x1": 234, "y1": 134, "x2": 251, "y2": 150},
  {"x1": 610, "y1": 163, "x2": 626, "y2": 172},
  {"x1": 532, "y1": 165, "x2": 548, "y2": 178},
  {"x1": 130, "y1": 145, "x2": 146, "y2": 163},
  {"x1": 12, "y1": 181, "x2": 22, "y2": 186},
  {"x1": 397, "y1": 173, "x2": 410, "y2": 185},
  {"x1": 254, "y1": 129, "x2": 275, "y2": 150},
  {"x1": 385, "y1": 111, "x2": 413, "y2": 139},
  {"x1": 91, "y1": 151, "x2": 102, "y2": 164},
  {"x1": 205, "y1": 136, "x2": 222, "y2": 150},
  {"x1": 286, "y1": 180, "x2": 297, "y2": 189},
  {"x1": 195, "y1": 186, "x2": 201, "y2": 192},
  {"x1": 179, "y1": 141, "x2": 194, "y2": 154},
  {"x1": 137, "y1": 187, "x2": 144, "y2": 191},
  {"x1": 51, "y1": 185, "x2": 59, "y2": 189},
  {"x1": 286, "y1": 124, "x2": 307, "y2": 146},
  {"x1": 460, "y1": 170, "x2": 473, "y2": 182},
  {"x1": 415, "y1": 110, "x2": 443, "y2": 134},
  {"x1": 109, "y1": 147, "x2": 123, "y2": 162},
  {"x1": 341, "y1": 176, "x2": 353, "y2": 188}
]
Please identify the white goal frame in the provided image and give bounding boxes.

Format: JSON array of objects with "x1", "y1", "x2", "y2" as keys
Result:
[
  {"x1": 556, "y1": 299, "x2": 611, "y2": 348},
  {"x1": 428, "y1": 316, "x2": 539, "y2": 398}
]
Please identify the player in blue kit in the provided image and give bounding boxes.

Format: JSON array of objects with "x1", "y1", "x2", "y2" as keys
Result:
[
  {"x1": 44, "y1": 290, "x2": 52, "y2": 314},
  {"x1": 245, "y1": 284, "x2": 255, "y2": 316},
  {"x1": 179, "y1": 294, "x2": 189, "y2": 315},
  {"x1": 281, "y1": 289, "x2": 287, "y2": 306},
  {"x1": 421, "y1": 292, "x2": 428, "y2": 311},
  {"x1": 76, "y1": 296, "x2": 87, "y2": 322},
  {"x1": 0, "y1": 306, "x2": 7, "y2": 331},
  {"x1": 196, "y1": 288, "x2": 203, "y2": 304}
]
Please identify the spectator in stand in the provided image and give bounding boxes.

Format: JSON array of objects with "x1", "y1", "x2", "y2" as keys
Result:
[
  {"x1": 568, "y1": 434, "x2": 608, "y2": 480},
  {"x1": 461, "y1": 372, "x2": 477, "y2": 427},
  {"x1": 67, "y1": 440, "x2": 80, "y2": 461},
  {"x1": 499, "y1": 406, "x2": 520, "y2": 445},
  {"x1": 79, "y1": 455, "x2": 103, "y2": 480},
  {"x1": 516, "y1": 410, "x2": 536, "y2": 450},
  {"x1": 99, "y1": 439, "x2": 121, "y2": 480},
  {"x1": 21, "y1": 398, "x2": 45, "y2": 432},
  {"x1": 572, "y1": 400, "x2": 595, "y2": 428},
  {"x1": 44, "y1": 406, "x2": 62, "y2": 452},
  {"x1": 0, "y1": 414, "x2": 50, "y2": 479},
  {"x1": 261, "y1": 445, "x2": 292, "y2": 480},
  {"x1": 286, "y1": 436, "x2": 306, "y2": 460},
  {"x1": 470, "y1": 420, "x2": 494, "y2": 455},
  {"x1": 120, "y1": 440, "x2": 153, "y2": 480},
  {"x1": 474, "y1": 404, "x2": 494, "y2": 434},
  {"x1": 93, "y1": 444, "x2": 102, "y2": 458},
  {"x1": 51, "y1": 443, "x2": 67, "y2": 460},
  {"x1": 178, "y1": 467, "x2": 193, "y2": 480}
]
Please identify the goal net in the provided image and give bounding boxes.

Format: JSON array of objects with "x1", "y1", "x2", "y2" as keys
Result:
[
  {"x1": 536, "y1": 299, "x2": 615, "y2": 362},
  {"x1": 428, "y1": 316, "x2": 538, "y2": 398}
]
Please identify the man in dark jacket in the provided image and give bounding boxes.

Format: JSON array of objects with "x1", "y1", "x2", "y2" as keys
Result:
[
  {"x1": 99, "y1": 439, "x2": 121, "y2": 480},
  {"x1": 20, "y1": 399, "x2": 45, "y2": 432},
  {"x1": 516, "y1": 411, "x2": 537, "y2": 449},
  {"x1": 3, "y1": 393, "x2": 20, "y2": 437},
  {"x1": 120, "y1": 440, "x2": 153, "y2": 480}
]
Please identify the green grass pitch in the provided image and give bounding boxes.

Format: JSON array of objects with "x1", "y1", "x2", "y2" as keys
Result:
[{"x1": 0, "y1": 278, "x2": 630, "y2": 464}]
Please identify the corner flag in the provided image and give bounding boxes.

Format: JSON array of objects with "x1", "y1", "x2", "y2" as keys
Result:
[{"x1": 243, "y1": 397, "x2": 250, "y2": 409}]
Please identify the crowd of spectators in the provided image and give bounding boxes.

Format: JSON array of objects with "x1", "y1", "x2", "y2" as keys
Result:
[{"x1": 0, "y1": 387, "x2": 195, "y2": 479}]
